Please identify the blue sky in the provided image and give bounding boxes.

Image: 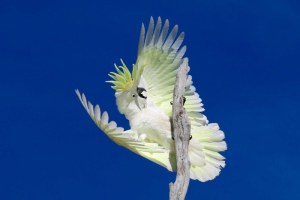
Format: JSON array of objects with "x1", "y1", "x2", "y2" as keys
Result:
[{"x1": 0, "y1": 0, "x2": 299, "y2": 199}]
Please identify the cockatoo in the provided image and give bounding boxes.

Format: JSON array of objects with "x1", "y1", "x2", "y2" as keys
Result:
[{"x1": 76, "y1": 17, "x2": 227, "y2": 182}]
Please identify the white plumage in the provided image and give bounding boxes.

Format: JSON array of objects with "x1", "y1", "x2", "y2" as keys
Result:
[{"x1": 76, "y1": 17, "x2": 227, "y2": 182}]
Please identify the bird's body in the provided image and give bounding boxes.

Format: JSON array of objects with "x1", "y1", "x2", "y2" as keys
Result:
[
  {"x1": 76, "y1": 17, "x2": 227, "y2": 182},
  {"x1": 129, "y1": 99, "x2": 173, "y2": 148}
]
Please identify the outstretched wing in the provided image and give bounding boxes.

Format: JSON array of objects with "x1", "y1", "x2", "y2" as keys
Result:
[
  {"x1": 135, "y1": 17, "x2": 226, "y2": 182},
  {"x1": 75, "y1": 89, "x2": 176, "y2": 171},
  {"x1": 135, "y1": 17, "x2": 207, "y2": 127}
]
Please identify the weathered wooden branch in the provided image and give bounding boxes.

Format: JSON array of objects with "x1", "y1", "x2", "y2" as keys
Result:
[{"x1": 169, "y1": 58, "x2": 191, "y2": 200}]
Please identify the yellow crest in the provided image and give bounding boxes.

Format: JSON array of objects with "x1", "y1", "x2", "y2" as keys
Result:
[{"x1": 106, "y1": 60, "x2": 138, "y2": 92}]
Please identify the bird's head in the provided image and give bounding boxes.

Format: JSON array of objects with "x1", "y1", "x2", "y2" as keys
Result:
[{"x1": 106, "y1": 60, "x2": 147, "y2": 117}]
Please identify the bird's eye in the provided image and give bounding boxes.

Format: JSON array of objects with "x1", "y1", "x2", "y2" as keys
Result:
[{"x1": 132, "y1": 94, "x2": 136, "y2": 97}]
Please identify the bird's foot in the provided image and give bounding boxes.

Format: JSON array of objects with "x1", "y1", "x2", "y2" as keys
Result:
[
  {"x1": 170, "y1": 96, "x2": 186, "y2": 106},
  {"x1": 171, "y1": 135, "x2": 192, "y2": 140}
]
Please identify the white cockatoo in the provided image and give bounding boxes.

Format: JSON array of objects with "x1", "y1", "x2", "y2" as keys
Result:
[{"x1": 76, "y1": 17, "x2": 227, "y2": 182}]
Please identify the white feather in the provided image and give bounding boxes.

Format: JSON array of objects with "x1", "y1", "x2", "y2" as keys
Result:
[{"x1": 76, "y1": 17, "x2": 227, "y2": 183}]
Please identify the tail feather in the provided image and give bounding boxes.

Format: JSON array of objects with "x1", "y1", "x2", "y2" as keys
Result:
[
  {"x1": 189, "y1": 140, "x2": 206, "y2": 167},
  {"x1": 189, "y1": 123, "x2": 227, "y2": 182}
]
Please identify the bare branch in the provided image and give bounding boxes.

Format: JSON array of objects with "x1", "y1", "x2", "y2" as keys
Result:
[{"x1": 169, "y1": 58, "x2": 191, "y2": 200}]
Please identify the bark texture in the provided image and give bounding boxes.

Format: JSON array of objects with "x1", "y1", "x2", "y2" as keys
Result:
[{"x1": 169, "y1": 58, "x2": 191, "y2": 200}]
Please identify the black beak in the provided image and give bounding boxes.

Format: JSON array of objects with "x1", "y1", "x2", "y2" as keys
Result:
[{"x1": 137, "y1": 87, "x2": 147, "y2": 99}]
